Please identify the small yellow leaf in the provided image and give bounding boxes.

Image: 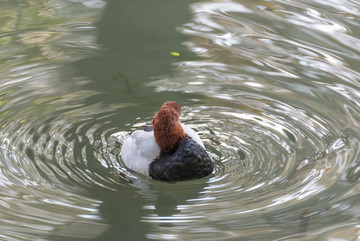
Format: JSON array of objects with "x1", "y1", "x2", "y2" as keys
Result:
[{"x1": 170, "y1": 52, "x2": 180, "y2": 57}]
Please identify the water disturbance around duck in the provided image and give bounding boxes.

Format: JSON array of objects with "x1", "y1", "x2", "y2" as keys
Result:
[{"x1": 0, "y1": 0, "x2": 360, "y2": 240}]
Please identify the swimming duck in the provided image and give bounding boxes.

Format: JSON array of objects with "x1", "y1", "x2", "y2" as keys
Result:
[{"x1": 120, "y1": 101, "x2": 213, "y2": 182}]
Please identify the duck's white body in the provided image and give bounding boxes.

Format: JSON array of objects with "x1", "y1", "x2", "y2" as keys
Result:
[{"x1": 120, "y1": 124, "x2": 204, "y2": 175}]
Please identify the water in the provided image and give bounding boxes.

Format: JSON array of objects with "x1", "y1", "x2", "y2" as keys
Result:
[{"x1": 1, "y1": 0, "x2": 360, "y2": 240}]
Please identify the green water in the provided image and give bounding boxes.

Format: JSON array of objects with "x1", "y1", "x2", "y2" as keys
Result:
[{"x1": 1, "y1": 0, "x2": 360, "y2": 240}]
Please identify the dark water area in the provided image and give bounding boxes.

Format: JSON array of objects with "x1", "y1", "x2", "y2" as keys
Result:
[{"x1": 1, "y1": 0, "x2": 360, "y2": 240}]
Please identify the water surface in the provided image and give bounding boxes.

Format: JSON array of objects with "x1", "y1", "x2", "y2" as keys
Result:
[{"x1": 1, "y1": 0, "x2": 360, "y2": 240}]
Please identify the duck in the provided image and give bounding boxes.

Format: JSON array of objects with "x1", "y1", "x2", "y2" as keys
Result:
[{"x1": 120, "y1": 101, "x2": 213, "y2": 182}]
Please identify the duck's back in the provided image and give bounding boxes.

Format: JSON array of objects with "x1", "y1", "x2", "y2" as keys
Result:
[{"x1": 121, "y1": 124, "x2": 207, "y2": 176}]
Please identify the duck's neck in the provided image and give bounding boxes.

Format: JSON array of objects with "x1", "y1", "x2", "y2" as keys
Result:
[{"x1": 153, "y1": 110, "x2": 187, "y2": 152}]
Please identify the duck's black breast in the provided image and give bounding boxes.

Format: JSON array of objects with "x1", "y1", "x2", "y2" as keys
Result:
[{"x1": 149, "y1": 136, "x2": 214, "y2": 182}]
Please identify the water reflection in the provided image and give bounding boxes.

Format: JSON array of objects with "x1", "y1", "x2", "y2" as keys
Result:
[{"x1": 0, "y1": 0, "x2": 360, "y2": 240}]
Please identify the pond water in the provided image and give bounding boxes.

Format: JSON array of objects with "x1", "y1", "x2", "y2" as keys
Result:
[{"x1": 1, "y1": 0, "x2": 360, "y2": 240}]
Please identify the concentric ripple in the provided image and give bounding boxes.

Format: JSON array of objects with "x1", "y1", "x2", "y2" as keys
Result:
[{"x1": 1, "y1": 0, "x2": 360, "y2": 240}]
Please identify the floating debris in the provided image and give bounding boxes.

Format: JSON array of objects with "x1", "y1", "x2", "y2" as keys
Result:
[
  {"x1": 170, "y1": 51, "x2": 180, "y2": 57},
  {"x1": 299, "y1": 209, "x2": 310, "y2": 233}
]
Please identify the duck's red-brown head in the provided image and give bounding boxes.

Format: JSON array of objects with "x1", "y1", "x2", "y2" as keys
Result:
[{"x1": 152, "y1": 101, "x2": 188, "y2": 152}]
